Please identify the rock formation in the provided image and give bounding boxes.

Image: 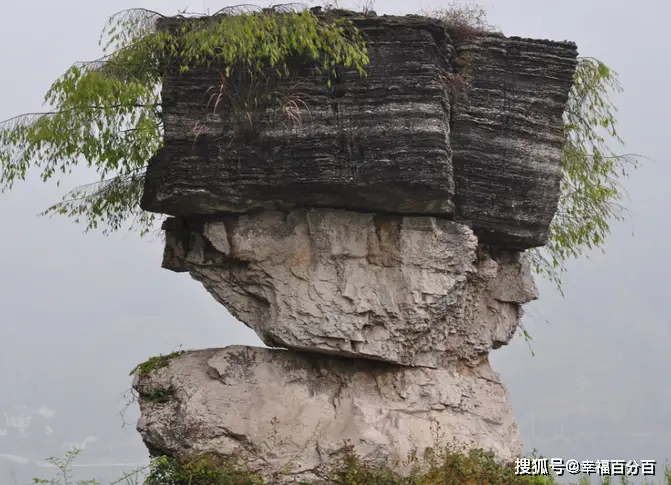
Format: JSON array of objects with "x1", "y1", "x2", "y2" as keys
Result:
[
  {"x1": 141, "y1": 15, "x2": 577, "y2": 250},
  {"x1": 134, "y1": 11, "x2": 578, "y2": 483},
  {"x1": 135, "y1": 346, "x2": 521, "y2": 484},
  {"x1": 160, "y1": 212, "x2": 538, "y2": 368}
]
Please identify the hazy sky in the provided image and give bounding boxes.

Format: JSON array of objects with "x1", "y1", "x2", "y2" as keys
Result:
[{"x1": 1, "y1": 0, "x2": 668, "y2": 483}]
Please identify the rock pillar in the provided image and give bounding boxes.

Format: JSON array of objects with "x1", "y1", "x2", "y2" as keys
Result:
[{"x1": 133, "y1": 11, "x2": 577, "y2": 484}]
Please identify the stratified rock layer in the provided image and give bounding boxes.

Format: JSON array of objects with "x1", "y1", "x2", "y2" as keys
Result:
[
  {"x1": 141, "y1": 14, "x2": 578, "y2": 250},
  {"x1": 450, "y1": 34, "x2": 578, "y2": 249},
  {"x1": 161, "y1": 209, "x2": 538, "y2": 368},
  {"x1": 134, "y1": 346, "x2": 522, "y2": 484},
  {"x1": 141, "y1": 16, "x2": 455, "y2": 218}
]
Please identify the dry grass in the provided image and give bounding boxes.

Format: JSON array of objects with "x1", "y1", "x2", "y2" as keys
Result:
[
  {"x1": 422, "y1": 1, "x2": 500, "y2": 41},
  {"x1": 420, "y1": 1, "x2": 501, "y2": 116}
]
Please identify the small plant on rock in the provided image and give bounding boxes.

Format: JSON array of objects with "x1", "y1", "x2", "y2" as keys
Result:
[{"x1": 129, "y1": 349, "x2": 186, "y2": 377}]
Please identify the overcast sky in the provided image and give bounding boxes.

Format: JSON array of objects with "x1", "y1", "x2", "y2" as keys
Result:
[{"x1": 1, "y1": 0, "x2": 668, "y2": 483}]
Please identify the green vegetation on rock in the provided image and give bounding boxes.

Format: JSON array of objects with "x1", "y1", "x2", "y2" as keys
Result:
[
  {"x1": 0, "y1": 2, "x2": 641, "y2": 292},
  {"x1": 0, "y1": 5, "x2": 368, "y2": 236},
  {"x1": 427, "y1": 4, "x2": 642, "y2": 292},
  {"x1": 129, "y1": 349, "x2": 186, "y2": 377},
  {"x1": 33, "y1": 446, "x2": 669, "y2": 485}
]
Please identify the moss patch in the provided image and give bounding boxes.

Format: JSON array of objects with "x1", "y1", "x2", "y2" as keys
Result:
[{"x1": 145, "y1": 455, "x2": 264, "y2": 485}]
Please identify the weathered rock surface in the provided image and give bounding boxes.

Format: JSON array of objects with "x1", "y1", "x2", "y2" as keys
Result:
[
  {"x1": 161, "y1": 209, "x2": 538, "y2": 368},
  {"x1": 450, "y1": 34, "x2": 578, "y2": 249},
  {"x1": 141, "y1": 14, "x2": 578, "y2": 250},
  {"x1": 141, "y1": 15, "x2": 456, "y2": 218},
  {"x1": 134, "y1": 345, "x2": 522, "y2": 483},
  {"x1": 133, "y1": 12, "x2": 574, "y2": 476}
]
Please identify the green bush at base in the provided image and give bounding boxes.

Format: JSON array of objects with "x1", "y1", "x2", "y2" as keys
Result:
[{"x1": 34, "y1": 446, "x2": 669, "y2": 485}]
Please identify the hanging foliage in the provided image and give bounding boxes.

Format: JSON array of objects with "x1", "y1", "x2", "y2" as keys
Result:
[
  {"x1": 529, "y1": 57, "x2": 640, "y2": 292},
  {"x1": 0, "y1": 4, "x2": 642, "y2": 293},
  {"x1": 0, "y1": 5, "x2": 369, "y2": 234}
]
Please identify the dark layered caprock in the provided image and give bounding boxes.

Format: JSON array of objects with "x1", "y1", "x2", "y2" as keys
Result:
[
  {"x1": 450, "y1": 34, "x2": 578, "y2": 249},
  {"x1": 141, "y1": 13, "x2": 577, "y2": 250}
]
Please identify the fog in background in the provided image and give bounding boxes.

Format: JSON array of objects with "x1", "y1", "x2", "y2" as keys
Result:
[{"x1": 1, "y1": 0, "x2": 667, "y2": 483}]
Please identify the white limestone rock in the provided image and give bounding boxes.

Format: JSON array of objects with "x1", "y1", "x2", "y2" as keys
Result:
[
  {"x1": 161, "y1": 209, "x2": 538, "y2": 368},
  {"x1": 134, "y1": 345, "x2": 522, "y2": 483}
]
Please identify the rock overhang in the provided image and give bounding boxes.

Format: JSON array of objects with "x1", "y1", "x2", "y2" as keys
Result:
[{"x1": 140, "y1": 12, "x2": 578, "y2": 251}]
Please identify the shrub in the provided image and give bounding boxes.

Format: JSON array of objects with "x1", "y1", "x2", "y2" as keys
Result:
[{"x1": 36, "y1": 445, "x2": 671, "y2": 485}]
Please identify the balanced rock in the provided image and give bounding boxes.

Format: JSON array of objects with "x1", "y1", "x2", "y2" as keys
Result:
[
  {"x1": 141, "y1": 15, "x2": 578, "y2": 249},
  {"x1": 161, "y1": 209, "x2": 538, "y2": 368},
  {"x1": 133, "y1": 10, "x2": 578, "y2": 477},
  {"x1": 134, "y1": 346, "x2": 522, "y2": 484}
]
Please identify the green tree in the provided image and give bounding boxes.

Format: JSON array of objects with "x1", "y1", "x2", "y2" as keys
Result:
[
  {"x1": 529, "y1": 57, "x2": 640, "y2": 293},
  {"x1": 0, "y1": 4, "x2": 640, "y2": 291},
  {"x1": 0, "y1": 6, "x2": 369, "y2": 235}
]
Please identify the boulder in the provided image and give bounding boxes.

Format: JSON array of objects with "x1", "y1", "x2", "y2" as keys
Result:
[
  {"x1": 134, "y1": 345, "x2": 522, "y2": 484},
  {"x1": 161, "y1": 209, "x2": 538, "y2": 368},
  {"x1": 141, "y1": 15, "x2": 455, "y2": 218},
  {"x1": 140, "y1": 14, "x2": 578, "y2": 250}
]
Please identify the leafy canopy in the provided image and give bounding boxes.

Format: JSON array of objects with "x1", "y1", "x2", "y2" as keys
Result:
[
  {"x1": 0, "y1": 3, "x2": 640, "y2": 290},
  {"x1": 0, "y1": 5, "x2": 369, "y2": 235},
  {"x1": 528, "y1": 57, "x2": 640, "y2": 292}
]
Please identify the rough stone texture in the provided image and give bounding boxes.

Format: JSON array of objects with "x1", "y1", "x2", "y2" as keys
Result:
[
  {"x1": 134, "y1": 345, "x2": 522, "y2": 484},
  {"x1": 450, "y1": 34, "x2": 579, "y2": 249},
  {"x1": 141, "y1": 15, "x2": 455, "y2": 218},
  {"x1": 161, "y1": 209, "x2": 538, "y2": 368},
  {"x1": 141, "y1": 14, "x2": 578, "y2": 250},
  {"x1": 133, "y1": 12, "x2": 572, "y2": 476}
]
